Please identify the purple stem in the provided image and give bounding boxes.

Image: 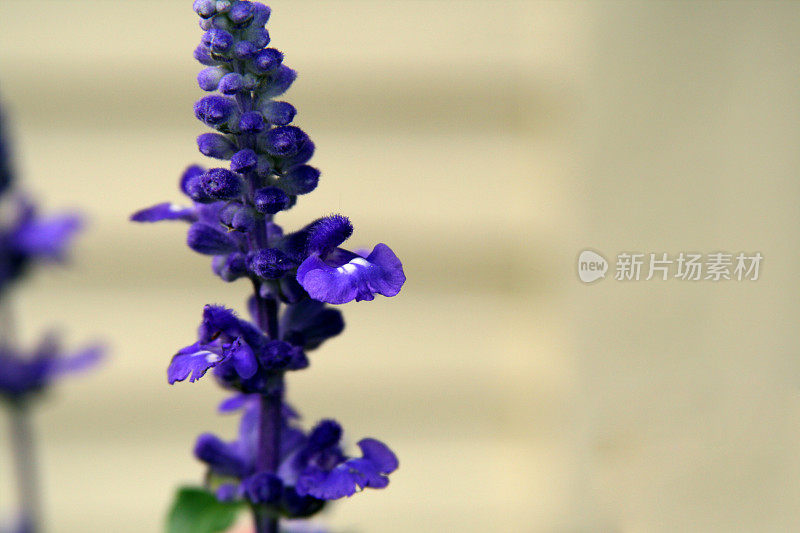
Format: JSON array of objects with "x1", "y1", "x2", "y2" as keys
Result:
[{"x1": 235, "y1": 63, "x2": 282, "y2": 533}]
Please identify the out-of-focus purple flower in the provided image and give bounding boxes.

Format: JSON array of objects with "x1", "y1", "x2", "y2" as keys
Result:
[
  {"x1": 0, "y1": 197, "x2": 82, "y2": 294},
  {"x1": 0, "y1": 335, "x2": 103, "y2": 404}
]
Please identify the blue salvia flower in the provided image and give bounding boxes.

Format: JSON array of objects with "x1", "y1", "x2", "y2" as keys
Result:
[
  {"x1": 132, "y1": 2, "x2": 404, "y2": 531},
  {"x1": 0, "y1": 100, "x2": 103, "y2": 533}
]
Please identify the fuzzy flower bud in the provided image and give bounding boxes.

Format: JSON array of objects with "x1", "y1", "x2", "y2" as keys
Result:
[
  {"x1": 261, "y1": 101, "x2": 296, "y2": 126},
  {"x1": 200, "y1": 168, "x2": 242, "y2": 200},
  {"x1": 239, "y1": 111, "x2": 266, "y2": 133},
  {"x1": 254, "y1": 186, "x2": 290, "y2": 215},
  {"x1": 230, "y1": 149, "x2": 257, "y2": 173},
  {"x1": 187, "y1": 223, "x2": 239, "y2": 255},
  {"x1": 193, "y1": 0, "x2": 217, "y2": 18},
  {"x1": 248, "y1": 248, "x2": 293, "y2": 279},
  {"x1": 197, "y1": 67, "x2": 227, "y2": 91},
  {"x1": 197, "y1": 133, "x2": 236, "y2": 159},
  {"x1": 280, "y1": 165, "x2": 320, "y2": 195},
  {"x1": 202, "y1": 29, "x2": 234, "y2": 53},
  {"x1": 229, "y1": 1, "x2": 255, "y2": 25},
  {"x1": 218, "y1": 73, "x2": 245, "y2": 95},
  {"x1": 262, "y1": 126, "x2": 308, "y2": 157},
  {"x1": 194, "y1": 96, "x2": 237, "y2": 128},
  {"x1": 253, "y1": 48, "x2": 283, "y2": 73},
  {"x1": 306, "y1": 215, "x2": 353, "y2": 257}
]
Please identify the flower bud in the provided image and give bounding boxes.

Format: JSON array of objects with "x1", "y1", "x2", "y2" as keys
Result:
[
  {"x1": 218, "y1": 73, "x2": 245, "y2": 95},
  {"x1": 193, "y1": 0, "x2": 216, "y2": 18},
  {"x1": 194, "y1": 96, "x2": 237, "y2": 127},
  {"x1": 180, "y1": 165, "x2": 206, "y2": 196},
  {"x1": 248, "y1": 248, "x2": 293, "y2": 279},
  {"x1": 239, "y1": 111, "x2": 265, "y2": 133},
  {"x1": 252, "y1": 3, "x2": 271, "y2": 26},
  {"x1": 253, "y1": 48, "x2": 283, "y2": 73},
  {"x1": 229, "y1": 1, "x2": 254, "y2": 25},
  {"x1": 188, "y1": 223, "x2": 239, "y2": 255},
  {"x1": 245, "y1": 28, "x2": 270, "y2": 49},
  {"x1": 259, "y1": 65, "x2": 297, "y2": 98},
  {"x1": 218, "y1": 202, "x2": 240, "y2": 227},
  {"x1": 254, "y1": 187, "x2": 290, "y2": 215},
  {"x1": 279, "y1": 140, "x2": 315, "y2": 170},
  {"x1": 194, "y1": 45, "x2": 222, "y2": 66},
  {"x1": 197, "y1": 67, "x2": 227, "y2": 91},
  {"x1": 261, "y1": 101, "x2": 296, "y2": 126},
  {"x1": 280, "y1": 165, "x2": 319, "y2": 195},
  {"x1": 230, "y1": 149, "x2": 257, "y2": 172},
  {"x1": 212, "y1": 252, "x2": 248, "y2": 282},
  {"x1": 262, "y1": 126, "x2": 307, "y2": 157},
  {"x1": 197, "y1": 133, "x2": 236, "y2": 159},
  {"x1": 306, "y1": 215, "x2": 353, "y2": 256},
  {"x1": 231, "y1": 207, "x2": 256, "y2": 232},
  {"x1": 201, "y1": 168, "x2": 242, "y2": 199},
  {"x1": 202, "y1": 29, "x2": 234, "y2": 53},
  {"x1": 233, "y1": 40, "x2": 257, "y2": 59}
]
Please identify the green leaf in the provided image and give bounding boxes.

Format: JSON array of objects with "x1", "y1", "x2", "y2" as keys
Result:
[{"x1": 166, "y1": 486, "x2": 243, "y2": 533}]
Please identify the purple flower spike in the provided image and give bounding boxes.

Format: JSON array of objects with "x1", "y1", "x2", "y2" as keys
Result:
[
  {"x1": 132, "y1": 3, "x2": 406, "y2": 526},
  {"x1": 296, "y1": 244, "x2": 406, "y2": 304}
]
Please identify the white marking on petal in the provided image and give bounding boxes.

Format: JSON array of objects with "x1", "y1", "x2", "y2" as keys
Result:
[
  {"x1": 203, "y1": 352, "x2": 221, "y2": 363},
  {"x1": 169, "y1": 203, "x2": 187, "y2": 213},
  {"x1": 337, "y1": 263, "x2": 358, "y2": 274},
  {"x1": 351, "y1": 258, "x2": 370, "y2": 268}
]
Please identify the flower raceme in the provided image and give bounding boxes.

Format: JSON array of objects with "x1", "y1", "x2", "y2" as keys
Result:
[
  {"x1": 196, "y1": 397, "x2": 398, "y2": 513},
  {"x1": 132, "y1": 1, "x2": 405, "y2": 528}
]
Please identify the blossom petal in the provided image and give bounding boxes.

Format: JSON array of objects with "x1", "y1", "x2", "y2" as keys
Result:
[
  {"x1": 47, "y1": 344, "x2": 104, "y2": 378},
  {"x1": 280, "y1": 299, "x2": 344, "y2": 350},
  {"x1": 167, "y1": 342, "x2": 223, "y2": 384},
  {"x1": 130, "y1": 202, "x2": 196, "y2": 223},
  {"x1": 225, "y1": 337, "x2": 258, "y2": 379},
  {"x1": 296, "y1": 243, "x2": 405, "y2": 305},
  {"x1": 194, "y1": 433, "x2": 250, "y2": 478},
  {"x1": 357, "y1": 438, "x2": 399, "y2": 473},
  {"x1": 12, "y1": 213, "x2": 82, "y2": 260},
  {"x1": 218, "y1": 393, "x2": 250, "y2": 412}
]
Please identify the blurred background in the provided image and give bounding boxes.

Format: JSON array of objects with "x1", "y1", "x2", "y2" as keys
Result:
[{"x1": 1, "y1": 1, "x2": 799, "y2": 531}]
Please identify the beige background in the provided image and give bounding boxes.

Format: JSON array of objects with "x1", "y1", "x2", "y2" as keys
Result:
[{"x1": 1, "y1": 1, "x2": 799, "y2": 531}]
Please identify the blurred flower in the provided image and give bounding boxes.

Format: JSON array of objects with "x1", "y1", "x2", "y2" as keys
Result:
[
  {"x1": 0, "y1": 335, "x2": 103, "y2": 404},
  {"x1": 0, "y1": 196, "x2": 82, "y2": 295}
]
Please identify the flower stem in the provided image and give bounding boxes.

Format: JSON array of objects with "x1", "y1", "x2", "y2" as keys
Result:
[
  {"x1": 250, "y1": 214, "x2": 282, "y2": 533},
  {"x1": 10, "y1": 403, "x2": 40, "y2": 533}
]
